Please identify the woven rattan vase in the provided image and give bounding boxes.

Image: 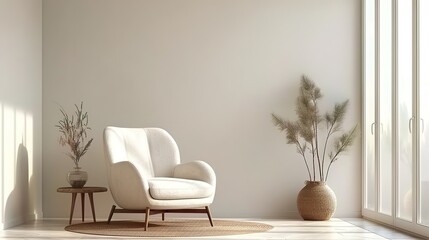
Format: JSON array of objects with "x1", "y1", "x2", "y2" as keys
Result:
[{"x1": 297, "y1": 181, "x2": 336, "y2": 220}]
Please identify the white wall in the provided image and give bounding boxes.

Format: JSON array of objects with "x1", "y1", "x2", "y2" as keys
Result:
[
  {"x1": 43, "y1": 0, "x2": 361, "y2": 219},
  {"x1": 0, "y1": 0, "x2": 43, "y2": 229}
]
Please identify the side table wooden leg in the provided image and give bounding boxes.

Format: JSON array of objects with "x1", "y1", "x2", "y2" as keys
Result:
[
  {"x1": 69, "y1": 193, "x2": 77, "y2": 225},
  {"x1": 81, "y1": 193, "x2": 85, "y2": 222},
  {"x1": 88, "y1": 193, "x2": 96, "y2": 222}
]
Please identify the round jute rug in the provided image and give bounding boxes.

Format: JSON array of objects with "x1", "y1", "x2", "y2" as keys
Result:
[{"x1": 65, "y1": 219, "x2": 273, "y2": 237}]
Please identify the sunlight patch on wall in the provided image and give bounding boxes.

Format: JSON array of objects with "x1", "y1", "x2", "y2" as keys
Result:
[
  {"x1": 1, "y1": 103, "x2": 35, "y2": 227},
  {"x1": 3, "y1": 104, "x2": 15, "y2": 201},
  {"x1": 15, "y1": 108, "x2": 25, "y2": 160},
  {"x1": 26, "y1": 114, "x2": 33, "y2": 181},
  {"x1": 0, "y1": 102, "x2": 3, "y2": 225}
]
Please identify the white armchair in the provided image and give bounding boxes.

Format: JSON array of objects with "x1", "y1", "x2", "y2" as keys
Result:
[{"x1": 103, "y1": 127, "x2": 216, "y2": 230}]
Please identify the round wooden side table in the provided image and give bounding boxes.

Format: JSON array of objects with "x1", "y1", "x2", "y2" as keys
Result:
[{"x1": 57, "y1": 186, "x2": 107, "y2": 225}]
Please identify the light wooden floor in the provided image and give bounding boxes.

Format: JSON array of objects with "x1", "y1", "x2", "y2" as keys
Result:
[{"x1": 0, "y1": 218, "x2": 424, "y2": 239}]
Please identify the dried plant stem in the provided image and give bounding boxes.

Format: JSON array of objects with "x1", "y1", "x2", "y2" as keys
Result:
[
  {"x1": 297, "y1": 142, "x2": 312, "y2": 181},
  {"x1": 324, "y1": 126, "x2": 357, "y2": 181},
  {"x1": 321, "y1": 122, "x2": 335, "y2": 181},
  {"x1": 313, "y1": 119, "x2": 322, "y2": 181}
]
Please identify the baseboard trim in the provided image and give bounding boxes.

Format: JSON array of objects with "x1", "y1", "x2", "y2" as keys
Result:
[
  {"x1": 282, "y1": 211, "x2": 361, "y2": 219},
  {"x1": 2, "y1": 213, "x2": 36, "y2": 229},
  {"x1": 41, "y1": 211, "x2": 362, "y2": 222}
]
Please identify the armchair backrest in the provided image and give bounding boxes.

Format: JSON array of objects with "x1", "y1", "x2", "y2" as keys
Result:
[
  {"x1": 103, "y1": 127, "x2": 181, "y2": 178},
  {"x1": 145, "y1": 128, "x2": 180, "y2": 176}
]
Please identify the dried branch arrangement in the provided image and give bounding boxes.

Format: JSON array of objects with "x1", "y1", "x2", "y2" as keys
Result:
[
  {"x1": 272, "y1": 76, "x2": 357, "y2": 182},
  {"x1": 56, "y1": 102, "x2": 93, "y2": 168}
]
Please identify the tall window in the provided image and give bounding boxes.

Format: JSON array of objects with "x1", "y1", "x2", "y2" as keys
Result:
[
  {"x1": 363, "y1": 0, "x2": 429, "y2": 237},
  {"x1": 418, "y1": 0, "x2": 429, "y2": 227}
]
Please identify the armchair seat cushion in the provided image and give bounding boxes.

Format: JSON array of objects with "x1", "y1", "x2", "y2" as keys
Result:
[{"x1": 148, "y1": 177, "x2": 214, "y2": 200}]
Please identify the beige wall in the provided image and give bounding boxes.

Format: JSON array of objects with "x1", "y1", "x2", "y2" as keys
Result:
[
  {"x1": 0, "y1": 0, "x2": 43, "y2": 228},
  {"x1": 43, "y1": 0, "x2": 361, "y2": 219}
]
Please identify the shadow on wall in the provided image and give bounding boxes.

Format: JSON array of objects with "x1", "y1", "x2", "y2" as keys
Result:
[
  {"x1": 4, "y1": 144, "x2": 30, "y2": 226},
  {"x1": 1, "y1": 103, "x2": 38, "y2": 229},
  {"x1": 0, "y1": 102, "x2": 42, "y2": 229}
]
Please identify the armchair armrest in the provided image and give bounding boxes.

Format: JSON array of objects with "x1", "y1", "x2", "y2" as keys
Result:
[
  {"x1": 110, "y1": 161, "x2": 148, "y2": 189},
  {"x1": 108, "y1": 161, "x2": 151, "y2": 208},
  {"x1": 173, "y1": 160, "x2": 216, "y2": 186}
]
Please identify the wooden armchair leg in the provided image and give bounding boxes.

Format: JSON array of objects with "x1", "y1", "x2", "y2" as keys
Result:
[
  {"x1": 144, "y1": 207, "x2": 150, "y2": 231},
  {"x1": 205, "y1": 206, "x2": 214, "y2": 227},
  {"x1": 107, "y1": 205, "x2": 116, "y2": 224}
]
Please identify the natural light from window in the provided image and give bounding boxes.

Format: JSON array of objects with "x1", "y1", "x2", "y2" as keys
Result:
[
  {"x1": 419, "y1": 0, "x2": 429, "y2": 227},
  {"x1": 379, "y1": 0, "x2": 392, "y2": 216},
  {"x1": 397, "y1": 0, "x2": 413, "y2": 222},
  {"x1": 0, "y1": 102, "x2": 35, "y2": 228},
  {"x1": 364, "y1": 0, "x2": 376, "y2": 211}
]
